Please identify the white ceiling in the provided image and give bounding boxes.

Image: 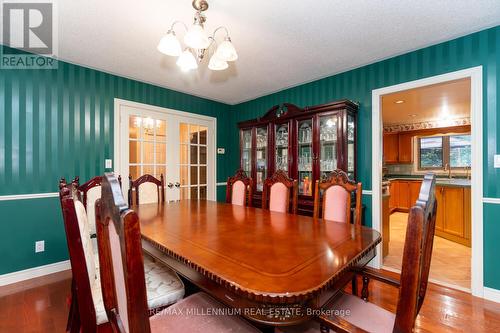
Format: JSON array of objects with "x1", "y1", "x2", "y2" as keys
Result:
[{"x1": 13, "y1": 1, "x2": 500, "y2": 104}]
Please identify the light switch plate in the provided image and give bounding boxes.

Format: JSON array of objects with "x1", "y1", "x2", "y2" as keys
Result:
[
  {"x1": 35, "y1": 240, "x2": 45, "y2": 253},
  {"x1": 105, "y1": 159, "x2": 112, "y2": 169},
  {"x1": 494, "y1": 155, "x2": 500, "y2": 168},
  {"x1": 217, "y1": 148, "x2": 225, "y2": 154}
]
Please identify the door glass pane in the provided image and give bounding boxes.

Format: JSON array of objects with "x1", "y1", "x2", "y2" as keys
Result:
[
  {"x1": 190, "y1": 146, "x2": 198, "y2": 164},
  {"x1": 180, "y1": 144, "x2": 188, "y2": 164},
  {"x1": 200, "y1": 166, "x2": 207, "y2": 185},
  {"x1": 190, "y1": 166, "x2": 198, "y2": 185},
  {"x1": 180, "y1": 166, "x2": 189, "y2": 185},
  {"x1": 128, "y1": 115, "x2": 167, "y2": 182},
  {"x1": 275, "y1": 124, "x2": 289, "y2": 172},
  {"x1": 199, "y1": 186, "x2": 207, "y2": 200},
  {"x1": 347, "y1": 114, "x2": 355, "y2": 178},
  {"x1": 130, "y1": 165, "x2": 140, "y2": 180},
  {"x1": 450, "y1": 135, "x2": 471, "y2": 167},
  {"x1": 180, "y1": 123, "x2": 189, "y2": 143},
  {"x1": 199, "y1": 146, "x2": 207, "y2": 164},
  {"x1": 157, "y1": 120, "x2": 167, "y2": 141},
  {"x1": 241, "y1": 129, "x2": 252, "y2": 174},
  {"x1": 129, "y1": 116, "x2": 140, "y2": 139},
  {"x1": 143, "y1": 142, "x2": 154, "y2": 164},
  {"x1": 190, "y1": 125, "x2": 199, "y2": 144},
  {"x1": 199, "y1": 126, "x2": 207, "y2": 145},
  {"x1": 156, "y1": 166, "x2": 166, "y2": 179},
  {"x1": 179, "y1": 123, "x2": 209, "y2": 201},
  {"x1": 319, "y1": 115, "x2": 338, "y2": 179},
  {"x1": 129, "y1": 141, "x2": 141, "y2": 164},
  {"x1": 191, "y1": 187, "x2": 198, "y2": 200},
  {"x1": 156, "y1": 143, "x2": 166, "y2": 164},
  {"x1": 256, "y1": 127, "x2": 268, "y2": 192},
  {"x1": 419, "y1": 137, "x2": 443, "y2": 168},
  {"x1": 298, "y1": 119, "x2": 313, "y2": 196}
]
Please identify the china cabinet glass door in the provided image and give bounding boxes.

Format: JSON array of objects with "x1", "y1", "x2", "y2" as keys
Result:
[
  {"x1": 319, "y1": 115, "x2": 338, "y2": 179},
  {"x1": 255, "y1": 127, "x2": 268, "y2": 191},
  {"x1": 347, "y1": 114, "x2": 355, "y2": 179},
  {"x1": 241, "y1": 129, "x2": 252, "y2": 175},
  {"x1": 275, "y1": 123, "x2": 289, "y2": 172},
  {"x1": 297, "y1": 119, "x2": 313, "y2": 196}
]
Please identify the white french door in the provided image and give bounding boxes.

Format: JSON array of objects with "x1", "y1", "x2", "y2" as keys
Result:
[{"x1": 115, "y1": 99, "x2": 216, "y2": 202}]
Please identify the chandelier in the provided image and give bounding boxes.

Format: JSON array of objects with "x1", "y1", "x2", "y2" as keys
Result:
[{"x1": 157, "y1": 0, "x2": 238, "y2": 72}]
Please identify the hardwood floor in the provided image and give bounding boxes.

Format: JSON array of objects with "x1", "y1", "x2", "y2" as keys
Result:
[
  {"x1": 383, "y1": 212, "x2": 471, "y2": 290},
  {"x1": 1, "y1": 269, "x2": 499, "y2": 332}
]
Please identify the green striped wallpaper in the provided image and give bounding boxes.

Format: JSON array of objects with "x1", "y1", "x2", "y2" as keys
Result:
[
  {"x1": 229, "y1": 26, "x2": 500, "y2": 290},
  {"x1": 0, "y1": 45, "x2": 231, "y2": 274}
]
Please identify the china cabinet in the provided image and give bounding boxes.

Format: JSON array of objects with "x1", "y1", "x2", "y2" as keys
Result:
[{"x1": 238, "y1": 99, "x2": 358, "y2": 214}]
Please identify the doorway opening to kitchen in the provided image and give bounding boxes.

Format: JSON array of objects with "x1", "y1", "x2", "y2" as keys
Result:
[{"x1": 371, "y1": 67, "x2": 483, "y2": 296}]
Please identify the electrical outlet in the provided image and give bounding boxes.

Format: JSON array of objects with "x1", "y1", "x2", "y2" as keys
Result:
[
  {"x1": 105, "y1": 159, "x2": 112, "y2": 169},
  {"x1": 494, "y1": 155, "x2": 500, "y2": 168},
  {"x1": 217, "y1": 148, "x2": 225, "y2": 154},
  {"x1": 35, "y1": 240, "x2": 45, "y2": 253}
]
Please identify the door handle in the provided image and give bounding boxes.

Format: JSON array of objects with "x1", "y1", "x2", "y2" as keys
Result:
[
  {"x1": 175, "y1": 182, "x2": 181, "y2": 188},
  {"x1": 167, "y1": 182, "x2": 174, "y2": 188}
]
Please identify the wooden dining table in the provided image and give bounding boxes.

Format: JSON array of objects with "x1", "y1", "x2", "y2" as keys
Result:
[{"x1": 137, "y1": 200, "x2": 381, "y2": 327}]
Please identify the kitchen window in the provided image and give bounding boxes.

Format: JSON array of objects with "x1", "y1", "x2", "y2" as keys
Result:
[{"x1": 418, "y1": 134, "x2": 471, "y2": 170}]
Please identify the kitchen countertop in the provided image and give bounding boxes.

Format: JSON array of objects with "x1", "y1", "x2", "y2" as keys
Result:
[{"x1": 386, "y1": 175, "x2": 471, "y2": 187}]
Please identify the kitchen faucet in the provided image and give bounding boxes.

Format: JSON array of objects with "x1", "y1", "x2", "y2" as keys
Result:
[{"x1": 444, "y1": 163, "x2": 452, "y2": 179}]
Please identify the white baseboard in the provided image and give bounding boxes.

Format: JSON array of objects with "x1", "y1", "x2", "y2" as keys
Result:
[
  {"x1": 0, "y1": 260, "x2": 71, "y2": 286},
  {"x1": 484, "y1": 287, "x2": 500, "y2": 303}
]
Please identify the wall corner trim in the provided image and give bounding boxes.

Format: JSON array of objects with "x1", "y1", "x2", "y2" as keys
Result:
[
  {"x1": 484, "y1": 287, "x2": 500, "y2": 304},
  {"x1": 0, "y1": 260, "x2": 70, "y2": 286}
]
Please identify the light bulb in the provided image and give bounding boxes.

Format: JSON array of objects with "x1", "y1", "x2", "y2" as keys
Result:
[
  {"x1": 157, "y1": 31, "x2": 182, "y2": 56},
  {"x1": 184, "y1": 23, "x2": 210, "y2": 49},
  {"x1": 215, "y1": 37, "x2": 238, "y2": 61},
  {"x1": 208, "y1": 54, "x2": 228, "y2": 71},
  {"x1": 176, "y1": 49, "x2": 198, "y2": 71}
]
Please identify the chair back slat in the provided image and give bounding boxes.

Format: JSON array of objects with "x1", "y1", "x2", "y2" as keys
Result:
[
  {"x1": 96, "y1": 173, "x2": 150, "y2": 333},
  {"x1": 394, "y1": 173, "x2": 437, "y2": 332},
  {"x1": 128, "y1": 174, "x2": 164, "y2": 206},
  {"x1": 313, "y1": 169, "x2": 362, "y2": 225},
  {"x1": 261, "y1": 170, "x2": 298, "y2": 214},
  {"x1": 226, "y1": 169, "x2": 253, "y2": 206},
  {"x1": 58, "y1": 178, "x2": 97, "y2": 331}
]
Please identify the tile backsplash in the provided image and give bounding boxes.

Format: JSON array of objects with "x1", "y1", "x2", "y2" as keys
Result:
[{"x1": 387, "y1": 164, "x2": 414, "y2": 175}]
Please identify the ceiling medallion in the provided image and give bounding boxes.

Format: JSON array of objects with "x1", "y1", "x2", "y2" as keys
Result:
[{"x1": 157, "y1": 0, "x2": 237, "y2": 72}]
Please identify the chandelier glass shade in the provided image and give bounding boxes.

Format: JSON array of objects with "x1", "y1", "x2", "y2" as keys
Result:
[{"x1": 157, "y1": 0, "x2": 237, "y2": 72}]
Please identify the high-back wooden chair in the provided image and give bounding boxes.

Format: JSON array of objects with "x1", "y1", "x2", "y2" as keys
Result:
[
  {"x1": 59, "y1": 178, "x2": 110, "y2": 332},
  {"x1": 313, "y1": 169, "x2": 362, "y2": 225},
  {"x1": 317, "y1": 173, "x2": 437, "y2": 333},
  {"x1": 95, "y1": 173, "x2": 260, "y2": 333},
  {"x1": 226, "y1": 169, "x2": 253, "y2": 206},
  {"x1": 261, "y1": 170, "x2": 298, "y2": 214},
  {"x1": 128, "y1": 174, "x2": 164, "y2": 206},
  {"x1": 77, "y1": 175, "x2": 122, "y2": 236}
]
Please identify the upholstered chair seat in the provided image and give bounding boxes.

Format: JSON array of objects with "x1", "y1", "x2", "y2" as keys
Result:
[
  {"x1": 276, "y1": 293, "x2": 396, "y2": 333},
  {"x1": 231, "y1": 180, "x2": 247, "y2": 206},
  {"x1": 149, "y1": 292, "x2": 260, "y2": 332},
  {"x1": 76, "y1": 199, "x2": 184, "y2": 325},
  {"x1": 269, "y1": 182, "x2": 289, "y2": 213},
  {"x1": 92, "y1": 253, "x2": 185, "y2": 324},
  {"x1": 262, "y1": 170, "x2": 298, "y2": 214}
]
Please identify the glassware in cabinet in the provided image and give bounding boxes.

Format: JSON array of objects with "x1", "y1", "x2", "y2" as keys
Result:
[
  {"x1": 297, "y1": 119, "x2": 313, "y2": 196},
  {"x1": 319, "y1": 115, "x2": 338, "y2": 179},
  {"x1": 241, "y1": 129, "x2": 252, "y2": 175},
  {"x1": 275, "y1": 123, "x2": 289, "y2": 172},
  {"x1": 347, "y1": 114, "x2": 355, "y2": 179},
  {"x1": 255, "y1": 127, "x2": 268, "y2": 192}
]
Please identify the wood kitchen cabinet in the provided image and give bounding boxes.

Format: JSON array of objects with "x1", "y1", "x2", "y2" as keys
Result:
[
  {"x1": 390, "y1": 180, "x2": 471, "y2": 247},
  {"x1": 383, "y1": 133, "x2": 399, "y2": 163},
  {"x1": 398, "y1": 133, "x2": 413, "y2": 164},
  {"x1": 435, "y1": 185, "x2": 471, "y2": 247},
  {"x1": 383, "y1": 132, "x2": 413, "y2": 164}
]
